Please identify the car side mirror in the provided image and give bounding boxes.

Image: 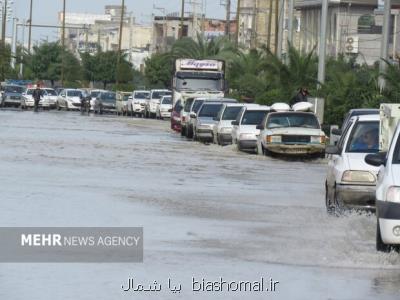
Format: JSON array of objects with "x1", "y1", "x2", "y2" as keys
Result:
[
  {"x1": 231, "y1": 121, "x2": 239, "y2": 126},
  {"x1": 331, "y1": 128, "x2": 342, "y2": 136},
  {"x1": 256, "y1": 124, "x2": 265, "y2": 130},
  {"x1": 325, "y1": 145, "x2": 340, "y2": 155},
  {"x1": 190, "y1": 112, "x2": 197, "y2": 119},
  {"x1": 365, "y1": 152, "x2": 387, "y2": 167}
]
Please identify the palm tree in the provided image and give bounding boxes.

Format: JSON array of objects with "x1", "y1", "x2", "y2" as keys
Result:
[{"x1": 170, "y1": 33, "x2": 237, "y2": 62}]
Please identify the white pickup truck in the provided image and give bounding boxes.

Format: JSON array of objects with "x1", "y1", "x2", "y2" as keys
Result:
[{"x1": 365, "y1": 103, "x2": 400, "y2": 252}]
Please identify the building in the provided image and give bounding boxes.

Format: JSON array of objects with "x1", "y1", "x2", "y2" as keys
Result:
[
  {"x1": 151, "y1": 15, "x2": 236, "y2": 53},
  {"x1": 237, "y1": 0, "x2": 300, "y2": 54},
  {"x1": 58, "y1": 5, "x2": 152, "y2": 69},
  {"x1": 295, "y1": 0, "x2": 400, "y2": 65}
]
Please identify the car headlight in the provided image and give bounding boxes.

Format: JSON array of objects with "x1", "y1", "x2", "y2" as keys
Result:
[
  {"x1": 240, "y1": 133, "x2": 255, "y2": 140},
  {"x1": 341, "y1": 171, "x2": 376, "y2": 183},
  {"x1": 311, "y1": 135, "x2": 326, "y2": 144},
  {"x1": 266, "y1": 135, "x2": 282, "y2": 143},
  {"x1": 386, "y1": 186, "x2": 400, "y2": 203},
  {"x1": 220, "y1": 127, "x2": 232, "y2": 134}
]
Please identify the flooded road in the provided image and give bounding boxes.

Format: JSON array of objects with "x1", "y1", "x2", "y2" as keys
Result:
[{"x1": 0, "y1": 109, "x2": 399, "y2": 299}]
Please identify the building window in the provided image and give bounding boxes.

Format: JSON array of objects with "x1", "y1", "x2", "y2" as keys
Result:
[{"x1": 358, "y1": 14, "x2": 382, "y2": 34}]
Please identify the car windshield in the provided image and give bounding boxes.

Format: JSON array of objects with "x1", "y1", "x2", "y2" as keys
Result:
[
  {"x1": 184, "y1": 98, "x2": 194, "y2": 112},
  {"x1": 67, "y1": 90, "x2": 82, "y2": 97},
  {"x1": 123, "y1": 94, "x2": 130, "y2": 101},
  {"x1": 242, "y1": 111, "x2": 269, "y2": 125},
  {"x1": 101, "y1": 92, "x2": 116, "y2": 102},
  {"x1": 134, "y1": 92, "x2": 150, "y2": 99},
  {"x1": 267, "y1": 113, "x2": 320, "y2": 129},
  {"x1": 176, "y1": 78, "x2": 223, "y2": 91},
  {"x1": 192, "y1": 100, "x2": 205, "y2": 113},
  {"x1": 174, "y1": 100, "x2": 183, "y2": 113},
  {"x1": 4, "y1": 85, "x2": 24, "y2": 94},
  {"x1": 346, "y1": 121, "x2": 379, "y2": 153},
  {"x1": 394, "y1": 134, "x2": 400, "y2": 164},
  {"x1": 162, "y1": 97, "x2": 172, "y2": 105},
  {"x1": 198, "y1": 104, "x2": 223, "y2": 118},
  {"x1": 222, "y1": 106, "x2": 242, "y2": 120},
  {"x1": 45, "y1": 89, "x2": 57, "y2": 96},
  {"x1": 91, "y1": 91, "x2": 101, "y2": 98},
  {"x1": 151, "y1": 91, "x2": 171, "y2": 99}
]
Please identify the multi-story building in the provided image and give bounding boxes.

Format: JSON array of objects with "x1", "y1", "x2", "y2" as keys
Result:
[
  {"x1": 58, "y1": 5, "x2": 152, "y2": 69},
  {"x1": 295, "y1": 0, "x2": 400, "y2": 65}
]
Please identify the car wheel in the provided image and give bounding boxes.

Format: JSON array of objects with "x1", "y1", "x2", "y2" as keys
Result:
[
  {"x1": 376, "y1": 220, "x2": 391, "y2": 252},
  {"x1": 187, "y1": 126, "x2": 193, "y2": 139},
  {"x1": 325, "y1": 183, "x2": 336, "y2": 215}
]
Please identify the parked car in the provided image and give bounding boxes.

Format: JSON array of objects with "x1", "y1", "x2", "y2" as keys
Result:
[
  {"x1": 22, "y1": 88, "x2": 37, "y2": 109},
  {"x1": 232, "y1": 105, "x2": 270, "y2": 152},
  {"x1": 325, "y1": 114, "x2": 380, "y2": 214},
  {"x1": 330, "y1": 108, "x2": 379, "y2": 146},
  {"x1": 56, "y1": 89, "x2": 83, "y2": 110},
  {"x1": 180, "y1": 97, "x2": 195, "y2": 136},
  {"x1": 89, "y1": 89, "x2": 106, "y2": 111},
  {"x1": 128, "y1": 90, "x2": 150, "y2": 117},
  {"x1": 1, "y1": 85, "x2": 25, "y2": 108},
  {"x1": 186, "y1": 98, "x2": 237, "y2": 139},
  {"x1": 156, "y1": 95, "x2": 173, "y2": 119},
  {"x1": 257, "y1": 111, "x2": 326, "y2": 157},
  {"x1": 42, "y1": 88, "x2": 58, "y2": 109},
  {"x1": 171, "y1": 100, "x2": 183, "y2": 132},
  {"x1": 192, "y1": 102, "x2": 225, "y2": 143},
  {"x1": 116, "y1": 92, "x2": 131, "y2": 116},
  {"x1": 93, "y1": 91, "x2": 117, "y2": 114},
  {"x1": 212, "y1": 103, "x2": 245, "y2": 145},
  {"x1": 145, "y1": 89, "x2": 171, "y2": 118},
  {"x1": 365, "y1": 106, "x2": 400, "y2": 252}
]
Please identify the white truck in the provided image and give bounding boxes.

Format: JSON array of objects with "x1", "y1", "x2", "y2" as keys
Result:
[
  {"x1": 365, "y1": 103, "x2": 400, "y2": 251},
  {"x1": 172, "y1": 59, "x2": 226, "y2": 135}
]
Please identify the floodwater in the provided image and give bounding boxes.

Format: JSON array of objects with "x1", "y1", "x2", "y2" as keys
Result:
[{"x1": 0, "y1": 109, "x2": 399, "y2": 300}]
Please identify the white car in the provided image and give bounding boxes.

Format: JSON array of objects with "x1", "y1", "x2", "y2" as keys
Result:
[
  {"x1": 156, "y1": 96, "x2": 173, "y2": 119},
  {"x1": 257, "y1": 111, "x2": 326, "y2": 157},
  {"x1": 42, "y1": 88, "x2": 58, "y2": 109},
  {"x1": 22, "y1": 88, "x2": 37, "y2": 109},
  {"x1": 213, "y1": 103, "x2": 245, "y2": 145},
  {"x1": 365, "y1": 119, "x2": 400, "y2": 252},
  {"x1": 192, "y1": 102, "x2": 225, "y2": 143},
  {"x1": 89, "y1": 89, "x2": 106, "y2": 111},
  {"x1": 325, "y1": 114, "x2": 380, "y2": 214},
  {"x1": 231, "y1": 105, "x2": 270, "y2": 152},
  {"x1": 145, "y1": 89, "x2": 171, "y2": 119},
  {"x1": 56, "y1": 89, "x2": 83, "y2": 110},
  {"x1": 128, "y1": 90, "x2": 150, "y2": 117}
]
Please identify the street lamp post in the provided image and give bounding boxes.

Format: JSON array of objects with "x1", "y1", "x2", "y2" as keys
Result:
[
  {"x1": 61, "y1": 0, "x2": 66, "y2": 87},
  {"x1": 116, "y1": 0, "x2": 125, "y2": 87},
  {"x1": 28, "y1": 0, "x2": 33, "y2": 53}
]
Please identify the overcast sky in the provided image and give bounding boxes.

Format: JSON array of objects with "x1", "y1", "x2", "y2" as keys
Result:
[{"x1": 9, "y1": 0, "x2": 232, "y2": 43}]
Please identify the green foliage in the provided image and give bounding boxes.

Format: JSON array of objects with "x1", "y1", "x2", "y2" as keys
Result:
[{"x1": 144, "y1": 53, "x2": 173, "y2": 88}]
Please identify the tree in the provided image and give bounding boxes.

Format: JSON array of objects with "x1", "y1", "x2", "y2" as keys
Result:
[{"x1": 144, "y1": 53, "x2": 173, "y2": 88}]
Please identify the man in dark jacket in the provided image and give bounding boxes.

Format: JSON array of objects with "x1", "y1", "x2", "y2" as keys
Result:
[
  {"x1": 290, "y1": 88, "x2": 309, "y2": 106},
  {"x1": 32, "y1": 84, "x2": 43, "y2": 112}
]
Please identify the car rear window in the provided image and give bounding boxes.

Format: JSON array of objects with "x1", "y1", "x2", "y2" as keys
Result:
[
  {"x1": 222, "y1": 106, "x2": 242, "y2": 120},
  {"x1": 242, "y1": 111, "x2": 269, "y2": 125},
  {"x1": 346, "y1": 121, "x2": 379, "y2": 153},
  {"x1": 198, "y1": 104, "x2": 223, "y2": 118}
]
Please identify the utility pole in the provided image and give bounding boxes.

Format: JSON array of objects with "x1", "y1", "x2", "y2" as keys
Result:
[
  {"x1": 274, "y1": 0, "x2": 279, "y2": 54},
  {"x1": 116, "y1": 0, "x2": 125, "y2": 87},
  {"x1": 267, "y1": 0, "x2": 273, "y2": 50},
  {"x1": 180, "y1": 0, "x2": 185, "y2": 38},
  {"x1": 61, "y1": 0, "x2": 66, "y2": 87},
  {"x1": 317, "y1": 0, "x2": 328, "y2": 88},
  {"x1": 19, "y1": 19, "x2": 25, "y2": 79},
  {"x1": 235, "y1": 0, "x2": 241, "y2": 47},
  {"x1": 379, "y1": 0, "x2": 392, "y2": 91},
  {"x1": 225, "y1": 0, "x2": 231, "y2": 37},
  {"x1": 287, "y1": 0, "x2": 294, "y2": 49},
  {"x1": 11, "y1": 17, "x2": 17, "y2": 69},
  {"x1": 276, "y1": 0, "x2": 284, "y2": 59},
  {"x1": 28, "y1": 0, "x2": 33, "y2": 53},
  {"x1": 1, "y1": 0, "x2": 8, "y2": 49}
]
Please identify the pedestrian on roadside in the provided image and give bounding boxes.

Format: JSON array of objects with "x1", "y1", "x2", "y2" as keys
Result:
[
  {"x1": 32, "y1": 83, "x2": 43, "y2": 112},
  {"x1": 290, "y1": 87, "x2": 309, "y2": 106}
]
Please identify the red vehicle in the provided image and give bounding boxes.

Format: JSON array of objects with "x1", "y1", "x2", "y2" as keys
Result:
[{"x1": 171, "y1": 100, "x2": 183, "y2": 132}]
